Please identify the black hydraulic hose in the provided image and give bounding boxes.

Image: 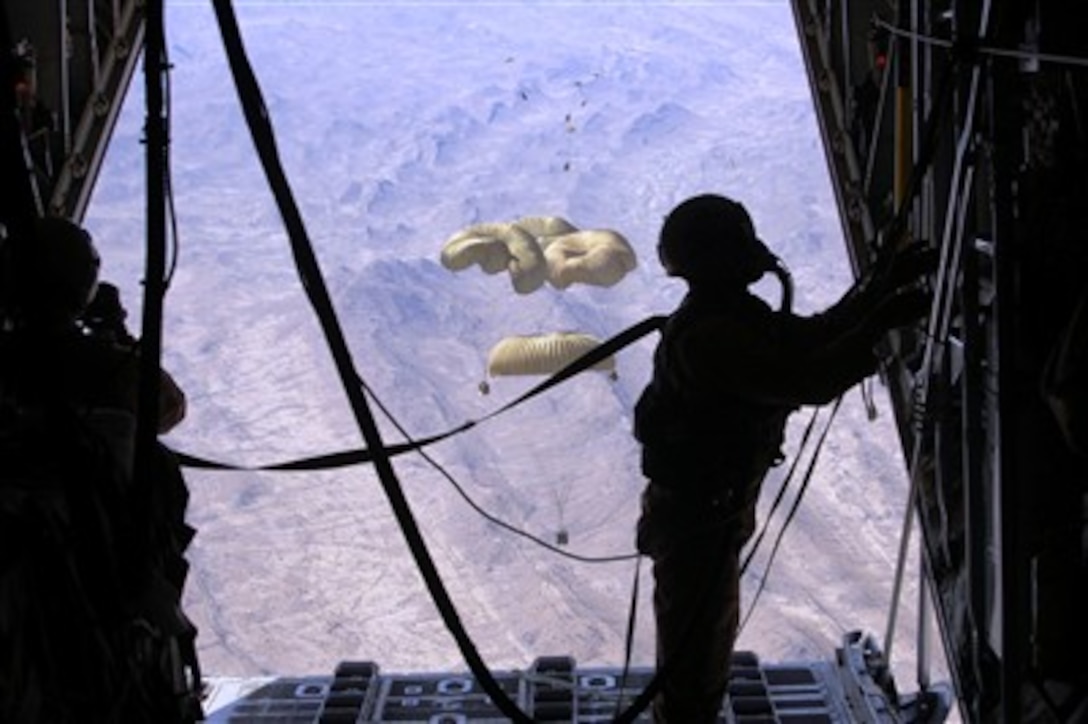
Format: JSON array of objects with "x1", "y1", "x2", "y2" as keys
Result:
[{"x1": 209, "y1": 3, "x2": 532, "y2": 720}]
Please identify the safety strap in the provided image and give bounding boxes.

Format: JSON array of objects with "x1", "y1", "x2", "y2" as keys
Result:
[{"x1": 174, "y1": 314, "x2": 667, "y2": 472}]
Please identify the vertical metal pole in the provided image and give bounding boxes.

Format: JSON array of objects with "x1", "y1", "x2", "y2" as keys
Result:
[
  {"x1": 985, "y1": 17, "x2": 1021, "y2": 720},
  {"x1": 133, "y1": 0, "x2": 165, "y2": 543}
]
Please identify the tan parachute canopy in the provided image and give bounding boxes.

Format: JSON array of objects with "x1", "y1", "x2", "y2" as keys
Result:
[
  {"x1": 541, "y1": 229, "x2": 637, "y2": 289},
  {"x1": 440, "y1": 216, "x2": 637, "y2": 293},
  {"x1": 440, "y1": 222, "x2": 547, "y2": 294},
  {"x1": 513, "y1": 215, "x2": 578, "y2": 239},
  {"x1": 480, "y1": 332, "x2": 617, "y2": 394}
]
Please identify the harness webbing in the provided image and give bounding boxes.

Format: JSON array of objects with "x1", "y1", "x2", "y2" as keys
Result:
[{"x1": 174, "y1": 314, "x2": 666, "y2": 473}]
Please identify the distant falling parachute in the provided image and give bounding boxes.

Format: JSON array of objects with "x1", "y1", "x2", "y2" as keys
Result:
[
  {"x1": 440, "y1": 216, "x2": 636, "y2": 293},
  {"x1": 488, "y1": 332, "x2": 617, "y2": 376},
  {"x1": 480, "y1": 332, "x2": 617, "y2": 394}
]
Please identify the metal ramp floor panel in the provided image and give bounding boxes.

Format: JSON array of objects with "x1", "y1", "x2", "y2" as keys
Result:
[{"x1": 203, "y1": 635, "x2": 917, "y2": 723}]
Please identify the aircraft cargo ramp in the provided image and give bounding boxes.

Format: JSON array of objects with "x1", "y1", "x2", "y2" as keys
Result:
[{"x1": 202, "y1": 634, "x2": 947, "y2": 724}]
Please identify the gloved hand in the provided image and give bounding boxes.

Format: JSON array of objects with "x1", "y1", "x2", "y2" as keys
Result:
[
  {"x1": 870, "y1": 287, "x2": 932, "y2": 332},
  {"x1": 866, "y1": 242, "x2": 938, "y2": 298}
]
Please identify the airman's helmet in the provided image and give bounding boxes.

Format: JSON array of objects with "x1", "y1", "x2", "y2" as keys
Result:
[
  {"x1": 11, "y1": 216, "x2": 101, "y2": 324},
  {"x1": 658, "y1": 194, "x2": 776, "y2": 285}
]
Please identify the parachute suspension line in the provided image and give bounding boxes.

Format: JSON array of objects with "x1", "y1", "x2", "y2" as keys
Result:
[
  {"x1": 209, "y1": 5, "x2": 532, "y2": 721},
  {"x1": 881, "y1": 6, "x2": 990, "y2": 665},
  {"x1": 738, "y1": 396, "x2": 842, "y2": 638},
  {"x1": 360, "y1": 380, "x2": 638, "y2": 565}
]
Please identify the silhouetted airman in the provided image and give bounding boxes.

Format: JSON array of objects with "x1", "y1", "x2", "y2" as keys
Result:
[{"x1": 635, "y1": 194, "x2": 932, "y2": 723}]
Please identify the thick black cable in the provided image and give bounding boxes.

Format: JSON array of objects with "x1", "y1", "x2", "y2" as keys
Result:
[
  {"x1": 174, "y1": 425, "x2": 470, "y2": 471},
  {"x1": 209, "y1": 3, "x2": 531, "y2": 720}
]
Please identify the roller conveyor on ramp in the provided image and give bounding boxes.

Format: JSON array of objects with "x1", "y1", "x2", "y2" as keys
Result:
[{"x1": 201, "y1": 632, "x2": 951, "y2": 723}]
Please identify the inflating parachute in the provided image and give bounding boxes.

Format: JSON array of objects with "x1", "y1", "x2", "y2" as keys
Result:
[
  {"x1": 440, "y1": 222, "x2": 547, "y2": 294},
  {"x1": 440, "y1": 216, "x2": 637, "y2": 293},
  {"x1": 513, "y1": 215, "x2": 579, "y2": 239},
  {"x1": 479, "y1": 332, "x2": 617, "y2": 394}
]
